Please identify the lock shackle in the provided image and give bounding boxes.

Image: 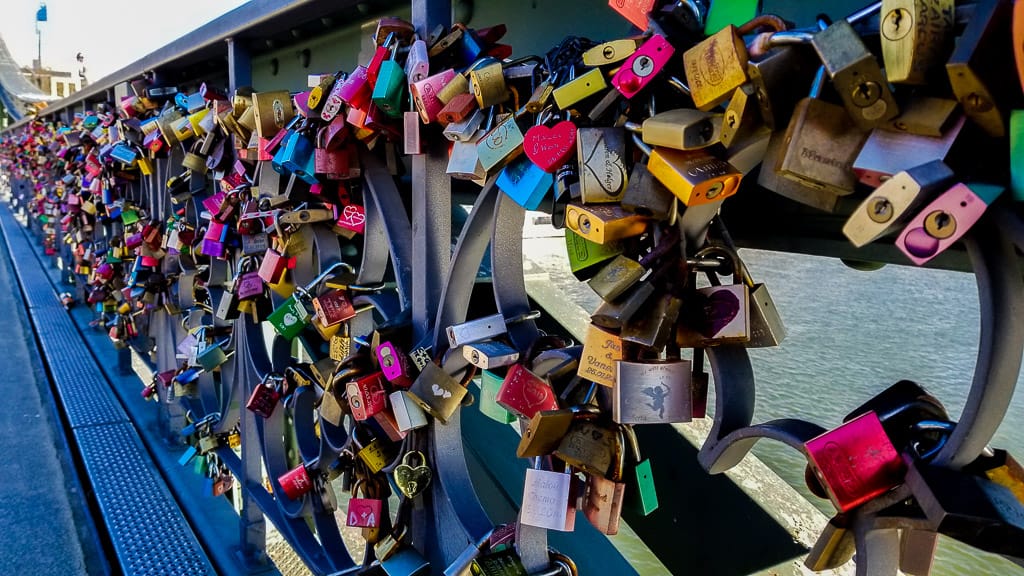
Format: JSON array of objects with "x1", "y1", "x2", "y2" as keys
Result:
[
  {"x1": 630, "y1": 133, "x2": 653, "y2": 158},
  {"x1": 297, "y1": 261, "x2": 357, "y2": 298},
  {"x1": 693, "y1": 245, "x2": 745, "y2": 284},
  {"x1": 610, "y1": 427, "x2": 627, "y2": 482},
  {"x1": 736, "y1": 14, "x2": 788, "y2": 36},
  {"x1": 910, "y1": 419, "x2": 956, "y2": 461},
  {"x1": 746, "y1": 30, "x2": 816, "y2": 59}
]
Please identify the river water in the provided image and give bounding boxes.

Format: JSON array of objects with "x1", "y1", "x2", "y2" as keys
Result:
[{"x1": 522, "y1": 224, "x2": 1024, "y2": 575}]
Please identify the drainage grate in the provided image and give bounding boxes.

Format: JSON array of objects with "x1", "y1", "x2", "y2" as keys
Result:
[
  {"x1": 0, "y1": 207, "x2": 217, "y2": 576},
  {"x1": 75, "y1": 423, "x2": 215, "y2": 576}
]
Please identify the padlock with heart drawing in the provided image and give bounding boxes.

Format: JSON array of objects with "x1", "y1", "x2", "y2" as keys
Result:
[
  {"x1": 346, "y1": 480, "x2": 383, "y2": 528},
  {"x1": 406, "y1": 361, "x2": 468, "y2": 424},
  {"x1": 393, "y1": 450, "x2": 432, "y2": 498},
  {"x1": 524, "y1": 118, "x2": 577, "y2": 173},
  {"x1": 676, "y1": 246, "x2": 751, "y2": 347}
]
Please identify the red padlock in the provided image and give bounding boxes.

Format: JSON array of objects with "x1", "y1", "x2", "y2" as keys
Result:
[
  {"x1": 312, "y1": 289, "x2": 356, "y2": 327},
  {"x1": 495, "y1": 364, "x2": 559, "y2": 419},
  {"x1": 804, "y1": 411, "x2": 906, "y2": 512},
  {"x1": 346, "y1": 372, "x2": 388, "y2": 421},
  {"x1": 346, "y1": 481, "x2": 384, "y2": 528},
  {"x1": 278, "y1": 464, "x2": 315, "y2": 500},
  {"x1": 246, "y1": 374, "x2": 283, "y2": 418}
]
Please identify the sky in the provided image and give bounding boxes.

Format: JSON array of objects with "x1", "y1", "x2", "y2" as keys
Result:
[{"x1": 1, "y1": 0, "x2": 250, "y2": 84}]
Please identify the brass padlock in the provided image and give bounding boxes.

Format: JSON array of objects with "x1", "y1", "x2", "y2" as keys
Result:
[
  {"x1": 683, "y1": 25, "x2": 750, "y2": 110},
  {"x1": 620, "y1": 291, "x2": 683, "y2": 350},
  {"x1": 555, "y1": 421, "x2": 616, "y2": 477},
  {"x1": 517, "y1": 406, "x2": 599, "y2": 458},
  {"x1": 647, "y1": 147, "x2": 742, "y2": 206},
  {"x1": 624, "y1": 109, "x2": 723, "y2": 150},
  {"x1": 880, "y1": 0, "x2": 955, "y2": 85},
  {"x1": 946, "y1": 0, "x2": 1016, "y2": 137},
  {"x1": 811, "y1": 19, "x2": 899, "y2": 128},
  {"x1": 406, "y1": 362, "x2": 467, "y2": 424},
  {"x1": 577, "y1": 323, "x2": 623, "y2": 388},
  {"x1": 564, "y1": 203, "x2": 649, "y2": 245},
  {"x1": 776, "y1": 66, "x2": 868, "y2": 196}
]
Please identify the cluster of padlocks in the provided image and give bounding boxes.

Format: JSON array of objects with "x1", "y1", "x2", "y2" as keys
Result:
[{"x1": 1, "y1": 0, "x2": 1024, "y2": 574}]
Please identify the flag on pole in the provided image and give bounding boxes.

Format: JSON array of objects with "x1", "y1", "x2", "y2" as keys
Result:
[{"x1": 36, "y1": 4, "x2": 47, "y2": 22}]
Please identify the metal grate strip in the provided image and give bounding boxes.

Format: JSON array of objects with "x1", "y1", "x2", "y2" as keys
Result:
[
  {"x1": 75, "y1": 423, "x2": 216, "y2": 576},
  {"x1": 0, "y1": 207, "x2": 217, "y2": 576}
]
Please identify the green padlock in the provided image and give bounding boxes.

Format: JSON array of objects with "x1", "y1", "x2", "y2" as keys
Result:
[
  {"x1": 1011, "y1": 110, "x2": 1024, "y2": 202},
  {"x1": 565, "y1": 229, "x2": 624, "y2": 281},
  {"x1": 267, "y1": 294, "x2": 312, "y2": 340},
  {"x1": 268, "y1": 261, "x2": 355, "y2": 340},
  {"x1": 371, "y1": 34, "x2": 406, "y2": 118},
  {"x1": 478, "y1": 370, "x2": 515, "y2": 424}
]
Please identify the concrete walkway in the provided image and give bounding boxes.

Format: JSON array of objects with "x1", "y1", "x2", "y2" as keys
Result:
[{"x1": 0, "y1": 220, "x2": 100, "y2": 575}]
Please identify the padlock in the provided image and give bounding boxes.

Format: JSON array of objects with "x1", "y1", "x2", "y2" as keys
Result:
[
  {"x1": 612, "y1": 34, "x2": 675, "y2": 100},
  {"x1": 887, "y1": 96, "x2": 961, "y2": 137},
  {"x1": 804, "y1": 411, "x2": 906, "y2": 512},
  {"x1": 588, "y1": 227, "x2": 678, "y2": 302},
  {"x1": 411, "y1": 68, "x2": 457, "y2": 123},
  {"x1": 448, "y1": 129, "x2": 488, "y2": 183},
  {"x1": 196, "y1": 339, "x2": 230, "y2": 372},
  {"x1": 252, "y1": 90, "x2": 294, "y2": 140},
  {"x1": 495, "y1": 363, "x2": 559, "y2": 420},
  {"x1": 682, "y1": 26, "x2": 749, "y2": 110},
  {"x1": 564, "y1": 229, "x2": 624, "y2": 281},
  {"x1": 246, "y1": 373, "x2": 283, "y2": 418},
  {"x1": 648, "y1": 146, "x2": 742, "y2": 206},
  {"x1": 446, "y1": 311, "x2": 539, "y2": 349},
  {"x1": 371, "y1": 35, "x2": 407, "y2": 118},
  {"x1": 625, "y1": 109, "x2": 723, "y2": 150},
  {"x1": 583, "y1": 39, "x2": 640, "y2": 67},
  {"x1": 776, "y1": 66, "x2": 868, "y2": 196},
  {"x1": 519, "y1": 468, "x2": 572, "y2": 531},
  {"x1": 312, "y1": 288, "x2": 356, "y2": 327},
  {"x1": 523, "y1": 117, "x2": 576, "y2": 174},
  {"x1": 518, "y1": 406, "x2": 598, "y2": 458},
  {"x1": 394, "y1": 450, "x2": 432, "y2": 498},
  {"x1": 463, "y1": 341, "x2": 519, "y2": 370},
  {"x1": 346, "y1": 480, "x2": 384, "y2": 529},
  {"x1": 843, "y1": 160, "x2": 956, "y2": 248},
  {"x1": 267, "y1": 293, "x2": 311, "y2": 340},
  {"x1": 470, "y1": 60, "x2": 510, "y2": 109},
  {"x1": 552, "y1": 68, "x2": 607, "y2": 110},
  {"x1": 272, "y1": 130, "x2": 318, "y2": 185},
  {"x1": 620, "y1": 292, "x2": 682, "y2": 350},
  {"x1": 555, "y1": 420, "x2": 616, "y2": 477},
  {"x1": 576, "y1": 127, "x2": 627, "y2": 204},
  {"x1": 390, "y1": 390, "x2": 429, "y2": 432},
  {"x1": 811, "y1": 20, "x2": 899, "y2": 128},
  {"x1": 609, "y1": 0, "x2": 655, "y2": 29},
  {"x1": 477, "y1": 114, "x2": 525, "y2": 174},
  {"x1": 676, "y1": 246, "x2": 751, "y2": 347},
  {"x1": 437, "y1": 92, "x2": 477, "y2": 128},
  {"x1": 470, "y1": 547, "x2": 529, "y2": 576},
  {"x1": 964, "y1": 449, "x2": 1024, "y2": 506},
  {"x1": 405, "y1": 38, "x2": 429, "y2": 84},
  {"x1": 477, "y1": 370, "x2": 515, "y2": 424},
  {"x1": 347, "y1": 372, "x2": 388, "y2": 421},
  {"x1": 406, "y1": 362, "x2": 468, "y2": 423},
  {"x1": 445, "y1": 108, "x2": 485, "y2": 142},
  {"x1": 278, "y1": 464, "x2": 315, "y2": 500},
  {"x1": 946, "y1": 0, "x2": 1015, "y2": 138},
  {"x1": 853, "y1": 115, "x2": 964, "y2": 188},
  {"x1": 896, "y1": 182, "x2": 1004, "y2": 265},
  {"x1": 903, "y1": 455, "x2": 1024, "y2": 558},
  {"x1": 805, "y1": 514, "x2": 856, "y2": 571},
  {"x1": 620, "y1": 159, "x2": 676, "y2": 222},
  {"x1": 583, "y1": 428, "x2": 633, "y2": 535},
  {"x1": 880, "y1": 0, "x2": 955, "y2": 85},
  {"x1": 565, "y1": 203, "x2": 648, "y2": 245},
  {"x1": 615, "y1": 356, "x2": 692, "y2": 424},
  {"x1": 496, "y1": 155, "x2": 553, "y2": 211},
  {"x1": 377, "y1": 341, "x2": 415, "y2": 388},
  {"x1": 577, "y1": 324, "x2": 623, "y2": 388},
  {"x1": 354, "y1": 430, "x2": 391, "y2": 474}
]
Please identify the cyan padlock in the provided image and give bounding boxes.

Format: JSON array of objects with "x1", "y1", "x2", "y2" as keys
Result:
[
  {"x1": 272, "y1": 130, "x2": 318, "y2": 185},
  {"x1": 497, "y1": 155, "x2": 553, "y2": 210}
]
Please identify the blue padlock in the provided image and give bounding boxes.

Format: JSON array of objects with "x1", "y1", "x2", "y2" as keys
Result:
[
  {"x1": 497, "y1": 154, "x2": 553, "y2": 210},
  {"x1": 272, "y1": 130, "x2": 319, "y2": 185}
]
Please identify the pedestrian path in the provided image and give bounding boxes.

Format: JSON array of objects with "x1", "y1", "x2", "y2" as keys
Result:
[
  {"x1": 0, "y1": 207, "x2": 95, "y2": 575},
  {"x1": 0, "y1": 205, "x2": 216, "y2": 576}
]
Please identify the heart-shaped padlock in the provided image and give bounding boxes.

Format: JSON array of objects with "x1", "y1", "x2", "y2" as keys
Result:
[
  {"x1": 524, "y1": 120, "x2": 577, "y2": 173},
  {"x1": 393, "y1": 450, "x2": 432, "y2": 498}
]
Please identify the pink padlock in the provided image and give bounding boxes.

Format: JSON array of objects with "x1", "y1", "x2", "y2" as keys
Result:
[
  {"x1": 335, "y1": 204, "x2": 366, "y2": 235},
  {"x1": 346, "y1": 495, "x2": 383, "y2": 528},
  {"x1": 236, "y1": 271, "x2": 264, "y2": 300},
  {"x1": 612, "y1": 34, "x2": 675, "y2": 99},
  {"x1": 411, "y1": 69, "x2": 456, "y2": 124},
  {"x1": 338, "y1": 66, "x2": 372, "y2": 110},
  {"x1": 376, "y1": 341, "x2": 413, "y2": 388},
  {"x1": 896, "y1": 182, "x2": 1003, "y2": 266},
  {"x1": 496, "y1": 364, "x2": 559, "y2": 419}
]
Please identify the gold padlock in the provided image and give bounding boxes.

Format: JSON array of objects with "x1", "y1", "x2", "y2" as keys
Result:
[
  {"x1": 647, "y1": 147, "x2": 742, "y2": 206},
  {"x1": 469, "y1": 61, "x2": 509, "y2": 109},
  {"x1": 683, "y1": 25, "x2": 750, "y2": 111},
  {"x1": 880, "y1": 0, "x2": 955, "y2": 85},
  {"x1": 565, "y1": 203, "x2": 648, "y2": 245}
]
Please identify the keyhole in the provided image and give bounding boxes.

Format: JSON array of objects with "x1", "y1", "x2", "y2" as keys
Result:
[{"x1": 603, "y1": 46, "x2": 615, "y2": 60}]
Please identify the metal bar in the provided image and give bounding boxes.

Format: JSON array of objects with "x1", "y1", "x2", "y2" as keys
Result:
[{"x1": 227, "y1": 37, "x2": 253, "y2": 94}]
